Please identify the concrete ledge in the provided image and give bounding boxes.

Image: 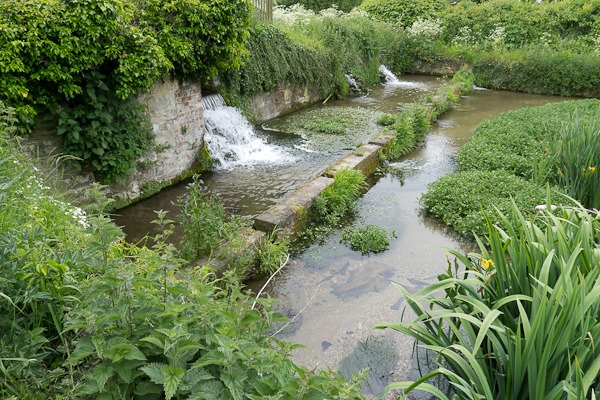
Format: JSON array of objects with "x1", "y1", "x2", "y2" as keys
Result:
[
  {"x1": 324, "y1": 144, "x2": 382, "y2": 178},
  {"x1": 253, "y1": 176, "x2": 334, "y2": 237},
  {"x1": 368, "y1": 133, "x2": 396, "y2": 154}
]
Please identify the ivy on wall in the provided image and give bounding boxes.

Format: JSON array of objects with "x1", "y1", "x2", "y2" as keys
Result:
[{"x1": 0, "y1": 0, "x2": 251, "y2": 182}]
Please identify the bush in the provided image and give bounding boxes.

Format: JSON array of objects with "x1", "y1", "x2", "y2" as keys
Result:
[
  {"x1": 378, "y1": 203, "x2": 600, "y2": 399},
  {"x1": 223, "y1": 23, "x2": 340, "y2": 100},
  {"x1": 0, "y1": 103, "x2": 364, "y2": 398},
  {"x1": 276, "y1": 0, "x2": 362, "y2": 13},
  {"x1": 341, "y1": 224, "x2": 396, "y2": 254},
  {"x1": 473, "y1": 49, "x2": 600, "y2": 97},
  {"x1": 360, "y1": 0, "x2": 447, "y2": 28}
]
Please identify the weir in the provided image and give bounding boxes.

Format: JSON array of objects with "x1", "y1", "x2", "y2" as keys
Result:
[{"x1": 202, "y1": 95, "x2": 292, "y2": 169}]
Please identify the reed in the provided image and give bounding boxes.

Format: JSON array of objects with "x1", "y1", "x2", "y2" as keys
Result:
[{"x1": 378, "y1": 202, "x2": 600, "y2": 399}]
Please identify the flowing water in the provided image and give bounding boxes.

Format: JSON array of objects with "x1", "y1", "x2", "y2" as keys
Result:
[{"x1": 114, "y1": 72, "x2": 563, "y2": 396}]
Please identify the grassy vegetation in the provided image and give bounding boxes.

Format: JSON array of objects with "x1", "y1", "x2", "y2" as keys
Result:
[
  {"x1": 341, "y1": 224, "x2": 396, "y2": 254},
  {"x1": 358, "y1": 0, "x2": 600, "y2": 97},
  {"x1": 422, "y1": 99, "x2": 600, "y2": 236},
  {"x1": 386, "y1": 68, "x2": 474, "y2": 160},
  {"x1": 0, "y1": 101, "x2": 364, "y2": 399},
  {"x1": 314, "y1": 168, "x2": 366, "y2": 225},
  {"x1": 378, "y1": 203, "x2": 600, "y2": 399}
]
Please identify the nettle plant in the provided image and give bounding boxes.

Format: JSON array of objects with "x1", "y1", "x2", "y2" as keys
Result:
[{"x1": 66, "y1": 215, "x2": 363, "y2": 400}]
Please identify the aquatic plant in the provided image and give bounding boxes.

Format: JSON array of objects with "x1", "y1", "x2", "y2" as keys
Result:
[
  {"x1": 378, "y1": 203, "x2": 600, "y2": 399},
  {"x1": 341, "y1": 224, "x2": 396, "y2": 254},
  {"x1": 421, "y1": 170, "x2": 556, "y2": 237},
  {"x1": 314, "y1": 168, "x2": 366, "y2": 225}
]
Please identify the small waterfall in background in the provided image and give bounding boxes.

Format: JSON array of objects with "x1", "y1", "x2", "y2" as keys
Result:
[
  {"x1": 202, "y1": 94, "x2": 291, "y2": 169},
  {"x1": 345, "y1": 74, "x2": 363, "y2": 94},
  {"x1": 379, "y1": 65, "x2": 428, "y2": 89}
]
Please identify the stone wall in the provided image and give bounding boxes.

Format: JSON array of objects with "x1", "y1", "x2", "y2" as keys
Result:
[
  {"x1": 247, "y1": 80, "x2": 325, "y2": 124},
  {"x1": 111, "y1": 79, "x2": 204, "y2": 203},
  {"x1": 24, "y1": 79, "x2": 205, "y2": 206}
]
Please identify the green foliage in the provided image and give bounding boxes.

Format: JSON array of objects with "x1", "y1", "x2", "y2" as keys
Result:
[
  {"x1": 387, "y1": 69, "x2": 473, "y2": 160},
  {"x1": 375, "y1": 113, "x2": 396, "y2": 127},
  {"x1": 538, "y1": 115, "x2": 600, "y2": 210},
  {"x1": 378, "y1": 203, "x2": 600, "y2": 399},
  {"x1": 458, "y1": 100, "x2": 600, "y2": 179},
  {"x1": 277, "y1": 0, "x2": 362, "y2": 12},
  {"x1": 223, "y1": 24, "x2": 340, "y2": 99},
  {"x1": 0, "y1": 0, "x2": 169, "y2": 132},
  {"x1": 0, "y1": 105, "x2": 365, "y2": 398},
  {"x1": 422, "y1": 99, "x2": 600, "y2": 237},
  {"x1": 341, "y1": 224, "x2": 396, "y2": 254},
  {"x1": 301, "y1": 116, "x2": 348, "y2": 134},
  {"x1": 314, "y1": 168, "x2": 366, "y2": 225},
  {"x1": 51, "y1": 72, "x2": 155, "y2": 183},
  {"x1": 440, "y1": 0, "x2": 600, "y2": 49},
  {"x1": 257, "y1": 232, "x2": 290, "y2": 276},
  {"x1": 178, "y1": 177, "x2": 229, "y2": 261},
  {"x1": 137, "y1": 0, "x2": 252, "y2": 78},
  {"x1": 0, "y1": 0, "x2": 252, "y2": 181},
  {"x1": 473, "y1": 49, "x2": 600, "y2": 97},
  {"x1": 421, "y1": 170, "x2": 556, "y2": 237},
  {"x1": 360, "y1": 0, "x2": 446, "y2": 28}
]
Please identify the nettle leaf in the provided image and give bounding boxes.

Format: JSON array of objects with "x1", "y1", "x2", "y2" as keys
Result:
[
  {"x1": 104, "y1": 338, "x2": 146, "y2": 362},
  {"x1": 180, "y1": 367, "x2": 213, "y2": 392},
  {"x1": 113, "y1": 359, "x2": 145, "y2": 384},
  {"x1": 141, "y1": 362, "x2": 166, "y2": 385},
  {"x1": 92, "y1": 364, "x2": 114, "y2": 392},
  {"x1": 135, "y1": 381, "x2": 162, "y2": 397},
  {"x1": 141, "y1": 335, "x2": 165, "y2": 350},
  {"x1": 162, "y1": 364, "x2": 185, "y2": 400},
  {"x1": 221, "y1": 365, "x2": 248, "y2": 400},
  {"x1": 69, "y1": 336, "x2": 95, "y2": 364},
  {"x1": 189, "y1": 380, "x2": 226, "y2": 400}
]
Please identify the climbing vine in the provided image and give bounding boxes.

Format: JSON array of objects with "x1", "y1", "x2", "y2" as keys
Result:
[{"x1": 0, "y1": 0, "x2": 251, "y2": 182}]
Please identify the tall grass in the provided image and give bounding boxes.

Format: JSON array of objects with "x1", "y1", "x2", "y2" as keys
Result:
[
  {"x1": 377, "y1": 202, "x2": 600, "y2": 399},
  {"x1": 538, "y1": 115, "x2": 600, "y2": 210},
  {"x1": 314, "y1": 168, "x2": 366, "y2": 225}
]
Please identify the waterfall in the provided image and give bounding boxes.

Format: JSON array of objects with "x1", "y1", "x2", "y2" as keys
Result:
[
  {"x1": 203, "y1": 95, "x2": 291, "y2": 169},
  {"x1": 202, "y1": 93, "x2": 227, "y2": 110},
  {"x1": 379, "y1": 65, "x2": 428, "y2": 89},
  {"x1": 345, "y1": 74, "x2": 363, "y2": 93}
]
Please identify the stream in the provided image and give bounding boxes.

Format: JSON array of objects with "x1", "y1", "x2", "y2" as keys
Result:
[{"x1": 114, "y1": 75, "x2": 563, "y2": 397}]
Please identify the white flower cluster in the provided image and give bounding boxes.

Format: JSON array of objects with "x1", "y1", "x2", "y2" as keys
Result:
[
  {"x1": 407, "y1": 18, "x2": 443, "y2": 39},
  {"x1": 593, "y1": 35, "x2": 600, "y2": 53},
  {"x1": 19, "y1": 173, "x2": 90, "y2": 229},
  {"x1": 65, "y1": 206, "x2": 90, "y2": 229},
  {"x1": 273, "y1": 3, "x2": 371, "y2": 26},
  {"x1": 452, "y1": 26, "x2": 476, "y2": 46},
  {"x1": 273, "y1": 4, "x2": 315, "y2": 26},
  {"x1": 488, "y1": 25, "x2": 506, "y2": 46},
  {"x1": 539, "y1": 32, "x2": 554, "y2": 48}
]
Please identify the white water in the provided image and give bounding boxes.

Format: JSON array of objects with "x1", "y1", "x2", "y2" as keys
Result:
[
  {"x1": 203, "y1": 97, "x2": 291, "y2": 169},
  {"x1": 379, "y1": 65, "x2": 428, "y2": 89},
  {"x1": 345, "y1": 74, "x2": 361, "y2": 91}
]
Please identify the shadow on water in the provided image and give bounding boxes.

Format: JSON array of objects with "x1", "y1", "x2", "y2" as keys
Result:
[{"x1": 114, "y1": 74, "x2": 564, "y2": 398}]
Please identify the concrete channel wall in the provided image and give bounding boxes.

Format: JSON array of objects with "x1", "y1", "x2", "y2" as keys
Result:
[{"x1": 252, "y1": 133, "x2": 395, "y2": 239}]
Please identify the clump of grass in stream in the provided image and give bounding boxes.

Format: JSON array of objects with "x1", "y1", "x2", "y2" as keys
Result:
[
  {"x1": 301, "y1": 116, "x2": 348, "y2": 134},
  {"x1": 386, "y1": 68, "x2": 473, "y2": 160},
  {"x1": 376, "y1": 113, "x2": 397, "y2": 126},
  {"x1": 314, "y1": 168, "x2": 366, "y2": 225},
  {"x1": 378, "y1": 202, "x2": 600, "y2": 399},
  {"x1": 341, "y1": 224, "x2": 396, "y2": 254},
  {"x1": 264, "y1": 106, "x2": 382, "y2": 153}
]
